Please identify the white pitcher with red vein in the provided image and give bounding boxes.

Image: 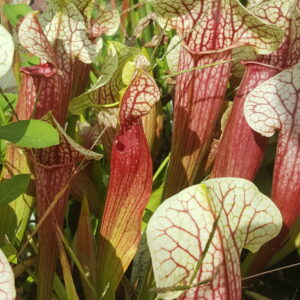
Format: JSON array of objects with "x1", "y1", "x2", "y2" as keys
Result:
[
  {"x1": 0, "y1": 249, "x2": 16, "y2": 300},
  {"x1": 148, "y1": 0, "x2": 284, "y2": 198},
  {"x1": 212, "y1": 0, "x2": 300, "y2": 179},
  {"x1": 147, "y1": 178, "x2": 282, "y2": 300},
  {"x1": 244, "y1": 62, "x2": 300, "y2": 273},
  {"x1": 16, "y1": 2, "x2": 119, "y2": 299}
]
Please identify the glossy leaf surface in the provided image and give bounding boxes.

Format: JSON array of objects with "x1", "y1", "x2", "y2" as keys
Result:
[
  {"x1": 0, "y1": 120, "x2": 59, "y2": 148},
  {"x1": 147, "y1": 178, "x2": 282, "y2": 299},
  {"x1": 0, "y1": 174, "x2": 31, "y2": 207}
]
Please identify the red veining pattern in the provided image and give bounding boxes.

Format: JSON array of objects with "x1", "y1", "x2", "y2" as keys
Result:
[
  {"x1": 147, "y1": 179, "x2": 282, "y2": 300},
  {"x1": 253, "y1": 1, "x2": 300, "y2": 69},
  {"x1": 120, "y1": 70, "x2": 160, "y2": 126},
  {"x1": 151, "y1": 0, "x2": 282, "y2": 54},
  {"x1": 153, "y1": 0, "x2": 282, "y2": 198},
  {"x1": 90, "y1": 9, "x2": 120, "y2": 39},
  {"x1": 244, "y1": 63, "x2": 300, "y2": 272},
  {"x1": 98, "y1": 124, "x2": 152, "y2": 297},
  {"x1": 164, "y1": 48, "x2": 232, "y2": 198},
  {"x1": 19, "y1": 63, "x2": 65, "y2": 123},
  {"x1": 211, "y1": 62, "x2": 281, "y2": 179},
  {"x1": 16, "y1": 5, "x2": 113, "y2": 297},
  {"x1": 97, "y1": 66, "x2": 159, "y2": 297}
]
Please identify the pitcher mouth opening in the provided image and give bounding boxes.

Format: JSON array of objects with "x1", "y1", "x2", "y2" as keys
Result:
[{"x1": 21, "y1": 63, "x2": 57, "y2": 78}]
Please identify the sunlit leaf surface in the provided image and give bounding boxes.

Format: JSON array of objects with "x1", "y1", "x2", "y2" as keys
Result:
[
  {"x1": 98, "y1": 55, "x2": 160, "y2": 298},
  {"x1": 147, "y1": 178, "x2": 282, "y2": 299},
  {"x1": 244, "y1": 63, "x2": 300, "y2": 230},
  {"x1": 39, "y1": 3, "x2": 103, "y2": 64},
  {"x1": 212, "y1": 0, "x2": 300, "y2": 179},
  {"x1": 0, "y1": 119, "x2": 59, "y2": 148},
  {"x1": 18, "y1": 11, "x2": 57, "y2": 66},
  {"x1": 148, "y1": 0, "x2": 283, "y2": 54},
  {"x1": 151, "y1": 0, "x2": 284, "y2": 198},
  {"x1": 90, "y1": 9, "x2": 120, "y2": 38}
]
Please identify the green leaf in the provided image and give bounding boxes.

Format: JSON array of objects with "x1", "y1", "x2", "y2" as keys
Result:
[
  {"x1": 0, "y1": 93, "x2": 17, "y2": 113},
  {"x1": 0, "y1": 120, "x2": 60, "y2": 148},
  {"x1": 3, "y1": 4, "x2": 33, "y2": 27},
  {"x1": 0, "y1": 174, "x2": 31, "y2": 207},
  {"x1": 0, "y1": 93, "x2": 17, "y2": 123}
]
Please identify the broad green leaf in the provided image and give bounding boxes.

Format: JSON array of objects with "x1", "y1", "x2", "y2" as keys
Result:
[
  {"x1": 0, "y1": 147, "x2": 34, "y2": 246},
  {"x1": 68, "y1": 43, "x2": 118, "y2": 114},
  {"x1": 3, "y1": 3, "x2": 33, "y2": 27},
  {"x1": 0, "y1": 174, "x2": 31, "y2": 207},
  {"x1": 0, "y1": 249, "x2": 16, "y2": 300},
  {"x1": 147, "y1": 178, "x2": 282, "y2": 299},
  {"x1": 0, "y1": 120, "x2": 59, "y2": 148},
  {"x1": 0, "y1": 24, "x2": 14, "y2": 78}
]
